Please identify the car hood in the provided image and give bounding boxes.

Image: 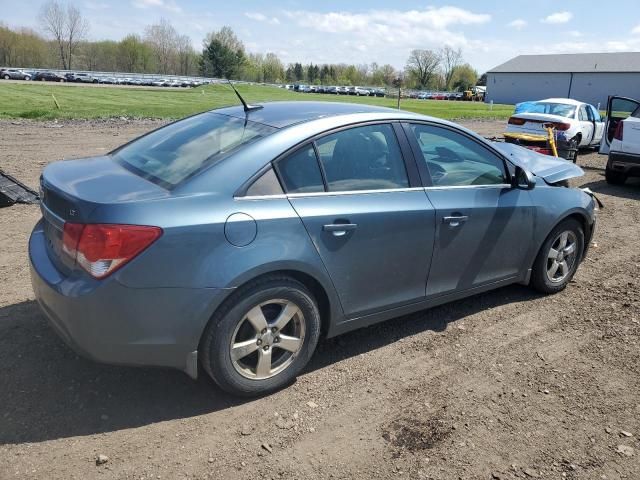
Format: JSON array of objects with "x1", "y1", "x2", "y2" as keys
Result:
[{"x1": 492, "y1": 142, "x2": 584, "y2": 184}]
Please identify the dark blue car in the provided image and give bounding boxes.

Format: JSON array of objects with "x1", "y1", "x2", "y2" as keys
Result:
[{"x1": 30, "y1": 101, "x2": 596, "y2": 396}]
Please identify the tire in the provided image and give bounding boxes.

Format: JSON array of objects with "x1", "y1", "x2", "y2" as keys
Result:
[
  {"x1": 200, "y1": 275, "x2": 321, "y2": 396},
  {"x1": 530, "y1": 218, "x2": 584, "y2": 294},
  {"x1": 605, "y1": 168, "x2": 627, "y2": 185},
  {"x1": 2, "y1": 75, "x2": 8, "y2": 80}
]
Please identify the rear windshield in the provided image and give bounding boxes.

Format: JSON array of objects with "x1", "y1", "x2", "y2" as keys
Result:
[
  {"x1": 113, "y1": 112, "x2": 277, "y2": 187},
  {"x1": 514, "y1": 102, "x2": 576, "y2": 118}
]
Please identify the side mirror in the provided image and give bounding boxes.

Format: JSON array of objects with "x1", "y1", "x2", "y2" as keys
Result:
[{"x1": 512, "y1": 166, "x2": 536, "y2": 190}]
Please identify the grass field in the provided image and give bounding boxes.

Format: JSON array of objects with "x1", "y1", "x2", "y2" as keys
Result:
[{"x1": 0, "y1": 82, "x2": 513, "y2": 121}]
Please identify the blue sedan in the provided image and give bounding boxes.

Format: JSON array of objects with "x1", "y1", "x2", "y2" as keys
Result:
[{"x1": 30, "y1": 101, "x2": 596, "y2": 396}]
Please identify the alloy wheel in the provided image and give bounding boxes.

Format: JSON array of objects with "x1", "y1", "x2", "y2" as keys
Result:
[
  {"x1": 230, "y1": 299, "x2": 306, "y2": 380},
  {"x1": 546, "y1": 230, "x2": 578, "y2": 283}
]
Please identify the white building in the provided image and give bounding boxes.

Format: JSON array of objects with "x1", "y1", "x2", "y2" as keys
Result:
[{"x1": 486, "y1": 52, "x2": 640, "y2": 107}]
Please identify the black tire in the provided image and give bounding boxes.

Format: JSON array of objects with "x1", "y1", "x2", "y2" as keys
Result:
[
  {"x1": 3, "y1": 74, "x2": 10, "y2": 80},
  {"x1": 200, "y1": 275, "x2": 321, "y2": 396},
  {"x1": 605, "y1": 168, "x2": 627, "y2": 185},
  {"x1": 530, "y1": 218, "x2": 584, "y2": 294}
]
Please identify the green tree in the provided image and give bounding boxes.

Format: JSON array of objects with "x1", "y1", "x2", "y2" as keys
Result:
[
  {"x1": 200, "y1": 26, "x2": 245, "y2": 78},
  {"x1": 450, "y1": 63, "x2": 478, "y2": 91}
]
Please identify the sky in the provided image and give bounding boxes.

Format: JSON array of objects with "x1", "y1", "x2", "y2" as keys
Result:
[{"x1": 2, "y1": 0, "x2": 640, "y2": 74}]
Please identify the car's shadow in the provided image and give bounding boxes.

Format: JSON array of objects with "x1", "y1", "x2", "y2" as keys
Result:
[{"x1": 0, "y1": 285, "x2": 538, "y2": 445}]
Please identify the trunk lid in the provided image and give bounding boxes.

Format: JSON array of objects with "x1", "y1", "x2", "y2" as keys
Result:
[
  {"x1": 40, "y1": 156, "x2": 169, "y2": 272},
  {"x1": 492, "y1": 142, "x2": 584, "y2": 184},
  {"x1": 507, "y1": 113, "x2": 570, "y2": 134}
]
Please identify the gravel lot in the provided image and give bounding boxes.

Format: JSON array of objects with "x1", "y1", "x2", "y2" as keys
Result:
[{"x1": 0, "y1": 118, "x2": 638, "y2": 480}]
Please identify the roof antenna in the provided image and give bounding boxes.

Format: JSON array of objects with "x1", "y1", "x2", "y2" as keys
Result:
[{"x1": 228, "y1": 80, "x2": 263, "y2": 113}]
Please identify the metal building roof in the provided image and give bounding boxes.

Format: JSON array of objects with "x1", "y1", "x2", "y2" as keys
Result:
[{"x1": 488, "y1": 52, "x2": 640, "y2": 73}]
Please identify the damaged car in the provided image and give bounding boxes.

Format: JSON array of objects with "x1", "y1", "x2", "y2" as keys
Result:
[
  {"x1": 505, "y1": 98, "x2": 605, "y2": 162},
  {"x1": 30, "y1": 101, "x2": 596, "y2": 396}
]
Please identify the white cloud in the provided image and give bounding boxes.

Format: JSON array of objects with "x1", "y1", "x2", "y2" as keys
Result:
[
  {"x1": 283, "y1": 6, "x2": 490, "y2": 52},
  {"x1": 132, "y1": 0, "x2": 181, "y2": 13},
  {"x1": 507, "y1": 19, "x2": 526, "y2": 30},
  {"x1": 632, "y1": 24, "x2": 640, "y2": 35},
  {"x1": 568, "y1": 30, "x2": 583, "y2": 37},
  {"x1": 244, "y1": 12, "x2": 280, "y2": 25},
  {"x1": 542, "y1": 12, "x2": 573, "y2": 24}
]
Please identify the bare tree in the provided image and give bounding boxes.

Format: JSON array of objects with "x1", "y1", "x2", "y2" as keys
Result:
[
  {"x1": 405, "y1": 49, "x2": 441, "y2": 89},
  {"x1": 64, "y1": 4, "x2": 88, "y2": 69},
  {"x1": 38, "y1": 1, "x2": 88, "y2": 69},
  {"x1": 441, "y1": 46, "x2": 462, "y2": 90},
  {"x1": 145, "y1": 18, "x2": 178, "y2": 74},
  {"x1": 176, "y1": 34, "x2": 194, "y2": 75}
]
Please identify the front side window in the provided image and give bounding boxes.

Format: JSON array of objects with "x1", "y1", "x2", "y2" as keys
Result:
[
  {"x1": 315, "y1": 124, "x2": 409, "y2": 192},
  {"x1": 409, "y1": 124, "x2": 506, "y2": 187},
  {"x1": 276, "y1": 145, "x2": 325, "y2": 194},
  {"x1": 113, "y1": 112, "x2": 277, "y2": 187}
]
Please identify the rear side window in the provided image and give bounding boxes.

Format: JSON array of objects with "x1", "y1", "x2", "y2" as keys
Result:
[
  {"x1": 113, "y1": 112, "x2": 277, "y2": 187},
  {"x1": 245, "y1": 167, "x2": 284, "y2": 196},
  {"x1": 276, "y1": 145, "x2": 325, "y2": 194},
  {"x1": 315, "y1": 124, "x2": 408, "y2": 192}
]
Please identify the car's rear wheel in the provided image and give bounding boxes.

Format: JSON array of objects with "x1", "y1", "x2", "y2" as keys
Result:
[
  {"x1": 530, "y1": 218, "x2": 584, "y2": 294},
  {"x1": 201, "y1": 275, "x2": 321, "y2": 396},
  {"x1": 605, "y1": 168, "x2": 627, "y2": 185}
]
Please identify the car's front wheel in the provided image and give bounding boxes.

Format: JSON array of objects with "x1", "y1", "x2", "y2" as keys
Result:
[
  {"x1": 530, "y1": 218, "x2": 584, "y2": 294},
  {"x1": 201, "y1": 275, "x2": 321, "y2": 396}
]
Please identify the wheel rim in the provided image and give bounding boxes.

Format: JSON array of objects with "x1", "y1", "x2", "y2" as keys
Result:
[
  {"x1": 546, "y1": 230, "x2": 578, "y2": 284},
  {"x1": 230, "y1": 299, "x2": 305, "y2": 380}
]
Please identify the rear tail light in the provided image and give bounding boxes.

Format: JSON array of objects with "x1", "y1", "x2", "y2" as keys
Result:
[
  {"x1": 614, "y1": 121, "x2": 624, "y2": 141},
  {"x1": 552, "y1": 122, "x2": 571, "y2": 131},
  {"x1": 508, "y1": 117, "x2": 526, "y2": 125},
  {"x1": 62, "y1": 223, "x2": 162, "y2": 279}
]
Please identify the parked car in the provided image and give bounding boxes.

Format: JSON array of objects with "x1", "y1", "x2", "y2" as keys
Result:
[
  {"x1": 99, "y1": 77, "x2": 116, "y2": 84},
  {"x1": 65, "y1": 72, "x2": 99, "y2": 83},
  {"x1": 336, "y1": 86, "x2": 349, "y2": 95},
  {"x1": 506, "y1": 99, "x2": 604, "y2": 152},
  {"x1": 1, "y1": 68, "x2": 32, "y2": 80},
  {"x1": 30, "y1": 101, "x2": 597, "y2": 396},
  {"x1": 371, "y1": 88, "x2": 386, "y2": 98},
  {"x1": 325, "y1": 86, "x2": 338, "y2": 94},
  {"x1": 598, "y1": 95, "x2": 640, "y2": 184},
  {"x1": 33, "y1": 71, "x2": 65, "y2": 82},
  {"x1": 350, "y1": 86, "x2": 370, "y2": 96}
]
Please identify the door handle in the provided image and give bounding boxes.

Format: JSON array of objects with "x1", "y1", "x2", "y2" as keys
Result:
[
  {"x1": 323, "y1": 223, "x2": 358, "y2": 236},
  {"x1": 443, "y1": 215, "x2": 468, "y2": 227}
]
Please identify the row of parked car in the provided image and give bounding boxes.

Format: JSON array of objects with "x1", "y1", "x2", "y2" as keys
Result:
[
  {"x1": 0, "y1": 68, "x2": 208, "y2": 88},
  {"x1": 286, "y1": 84, "x2": 387, "y2": 97}
]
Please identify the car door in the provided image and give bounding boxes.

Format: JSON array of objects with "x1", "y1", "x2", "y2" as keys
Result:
[
  {"x1": 599, "y1": 96, "x2": 640, "y2": 155},
  {"x1": 275, "y1": 123, "x2": 436, "y2": 318},
  {"x1": 588, "y1": 105, "x2": 605, "y2": 146},
  {"x1": 578, "y1": 105, "x2": 594, "y2": 146},
  {"x1": 403, "y1": 122, "x2": 535, "y2": 298}
]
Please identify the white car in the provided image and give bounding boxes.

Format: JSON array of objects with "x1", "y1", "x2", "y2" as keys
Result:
[
  {"x1": 506, "y1": 98, "x2": 605, "y2": 154},
  {"x1": 598, "y1": 95, "x2": 640, "y2": 185}
]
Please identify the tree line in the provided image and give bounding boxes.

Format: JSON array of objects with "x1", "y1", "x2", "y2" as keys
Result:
[{"x1": 0, "y1": 1, "x2": 481, "y2": 90}]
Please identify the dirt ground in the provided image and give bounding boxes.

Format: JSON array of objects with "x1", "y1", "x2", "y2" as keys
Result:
[{"x1": 0, "y1": 118, "x2": 638, "y2": 480}]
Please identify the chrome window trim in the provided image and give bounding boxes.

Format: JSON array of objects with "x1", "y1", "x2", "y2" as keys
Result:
[
  {"x1": 287, "y1": 187, "x2": 425, "y2": 198},
  {"x1": 235, "y1": 184, "x2": 514, "y2": 200},
  {"x1": 234, "y1": 186, "x2": 426, "y2": 200},
  {"x1": 423, "y1": 183, "x2": 512, "y2": 191}
]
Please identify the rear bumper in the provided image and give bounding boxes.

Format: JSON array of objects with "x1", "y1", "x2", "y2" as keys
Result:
[
  {"x1": 29, "y1": 220, "x2": 229, "y2": 377},
  {"x1": 608, "y1": 151, "x2": 640, "y2": 177}
]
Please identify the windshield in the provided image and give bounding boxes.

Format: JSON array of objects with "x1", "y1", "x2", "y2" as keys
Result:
[
  {"x1": 113, "y1": 112, "x2": 277, "y2": 187},
  {"x1": 514, "y1": 102, "x2": 577, "y2": 118}
]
